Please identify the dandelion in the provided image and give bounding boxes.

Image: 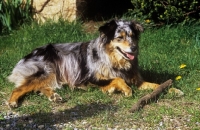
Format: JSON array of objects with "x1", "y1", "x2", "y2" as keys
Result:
[
  {"x1": 175, "y1": 76, "x2": 182, "y2": 80},
  {"x1": 145, "y1": 19, "x2": 150, "y2": 23},
  {"x1": 179, "y1": 64, "x2": 186, "y2": 69},
  {"x1": 196, "y1": 88, "x2": 200, "y2": 91}
]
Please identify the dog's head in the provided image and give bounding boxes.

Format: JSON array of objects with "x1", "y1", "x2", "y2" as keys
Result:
[{"x1": 99, "y1": 19, "x2": 143, "y2": 61}]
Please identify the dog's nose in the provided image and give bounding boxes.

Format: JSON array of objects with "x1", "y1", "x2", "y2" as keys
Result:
[{"x1": 131, "y1": 46, "x2": 137, "y2": 52}]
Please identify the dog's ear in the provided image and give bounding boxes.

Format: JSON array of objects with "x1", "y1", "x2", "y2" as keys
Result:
[
  {"x1": 131, "y1": 21, "x2": 144, "y2": 33},
  {"x1": 98, "y1": 20, "x2": 117, "y2": 37}
]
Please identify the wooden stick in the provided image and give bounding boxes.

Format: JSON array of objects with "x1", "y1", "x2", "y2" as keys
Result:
[{"x1": 129, "y1": 79, "x2": 173, "y2": 113}]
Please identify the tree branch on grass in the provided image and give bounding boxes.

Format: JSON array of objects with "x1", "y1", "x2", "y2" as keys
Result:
[{"x1": 129, "y1": 79, "x2": 173, "y2": 113}]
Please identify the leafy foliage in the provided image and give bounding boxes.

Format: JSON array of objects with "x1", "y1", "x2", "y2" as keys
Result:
[
  {"x1": 129, "y1": 0, "x2": 200, "y2": 24},
  {"x1": 0, "y1": 0, "x2": 32, "y2": 33}
]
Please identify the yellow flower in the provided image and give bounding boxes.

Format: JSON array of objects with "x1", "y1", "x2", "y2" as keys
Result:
[
  {"x1": 145, "y1": 19, "x2": 150, "y2": 23},
  {"x1": 179, "y1": 64, "x2": 186, "y2": 69},
  {"x1": 175, "y1": 76, "x2": 182, "y2": 80},
  {"x1": 196, "y1": 88, "x2": 200, "y2": 91}
]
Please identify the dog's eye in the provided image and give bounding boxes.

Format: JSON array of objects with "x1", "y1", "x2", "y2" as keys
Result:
[
  {"x1": 116, "y1": 36, "x2": 123, "y2": 42},
  {"x1": 117, "y1": 36, "x2": 123, "y2": 39}
]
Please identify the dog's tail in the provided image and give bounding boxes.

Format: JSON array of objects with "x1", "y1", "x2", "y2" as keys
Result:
[
  {"x1": 8, "y1": 60, "x2": 50, "y2": 86},
  {"x1": 8, "y1": 44, "x2": 61, "y2": 89}
]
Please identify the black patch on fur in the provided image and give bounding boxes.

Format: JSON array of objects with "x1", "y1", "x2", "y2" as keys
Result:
[
  {"x1": 98, "y1": 19, "x2": 117, "y2": 43},
  {"x1": 99, "y1": 20, "x2": 117, "y2": 36},
  {"x1": 40, "y1": 44, "x2": 60, "y2": 62},
  {"x1": 89, "y1": 78, "x2": 112, "y2": 86},
  {"x1": 80, "y1": 42, "x2": 89, "y2": 62},
  {"x1": 32, "y1": 69, "x2": 45, "y2": 77},
  {"x1": 23, "y1": 52, "x2": 34, "y2": 61},
  {"x1": 24, "y1": 44, "x2": 60, "y2": 63},
  {"x1": 74, "y1": 42, "x2": 90, "y2": 85},
  {"x1": 92, "y1": 48, "x2": 99, "y2": 61},
  {"x1": 129, "y1": 21, "x2": 143, "y2": 41}
]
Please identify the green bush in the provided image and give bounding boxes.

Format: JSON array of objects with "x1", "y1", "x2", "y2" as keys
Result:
[
  {"x1": 0, "y1": 0, "x2": 32, "y2": 33},
  {"x1": 129, "y1": 0, "x2": 200, "y2": 24}
]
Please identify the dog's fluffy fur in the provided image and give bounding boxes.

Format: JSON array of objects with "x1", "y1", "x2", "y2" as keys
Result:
[{"x1": 8, "y1": 19, "x2": 159, "y2": 107}]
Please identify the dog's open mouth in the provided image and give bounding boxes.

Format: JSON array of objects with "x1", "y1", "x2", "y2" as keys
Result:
[{"x1": 116, "y1": 47, "x2": 135, "y2": 60}]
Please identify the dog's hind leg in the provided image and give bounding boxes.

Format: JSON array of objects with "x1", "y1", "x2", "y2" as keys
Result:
[
  {"x1": 8, "y1": 73, "x2": 62, "y2": 108},
  {"x1": 100, "y1": 78, "x2": 132, "y2": 97},
  {"x1": 8, "y1": 85, "x2": 34, "y2": 108},
  {"x1": 35, "y1": 73, "x2": 62, "y2": 102},
  {"x1": 39, "y1": 87, "x2": 62, "y2": 102}
]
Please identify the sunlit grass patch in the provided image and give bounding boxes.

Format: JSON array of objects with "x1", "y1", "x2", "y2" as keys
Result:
[{"x1": 0, "y1": 20, "x2": 200, "y2": 129}]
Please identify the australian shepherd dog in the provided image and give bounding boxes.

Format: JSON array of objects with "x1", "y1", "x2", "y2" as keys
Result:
[{"x1": 7, "y1": 19, "x2": 159, "y2": 108}]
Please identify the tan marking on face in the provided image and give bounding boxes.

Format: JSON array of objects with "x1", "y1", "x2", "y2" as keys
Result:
[
  {"x1": 105, "y1": 41, "x2": 131, "y2": 70},
  {"x1": 120, "y1": 31, "x2": 126, "y2": 38},
  {"x1": 111, "y1": 40, "x2": 131, "y2": 51}
]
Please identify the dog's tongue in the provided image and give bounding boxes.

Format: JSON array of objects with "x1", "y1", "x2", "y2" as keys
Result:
[{"x1": 125, "y1": 53, "x2": 134, "y2": 60}]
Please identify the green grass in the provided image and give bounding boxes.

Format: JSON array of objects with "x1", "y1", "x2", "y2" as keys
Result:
[{"x1": 0, "y1": 20, "x2": 200, "y2": 129}]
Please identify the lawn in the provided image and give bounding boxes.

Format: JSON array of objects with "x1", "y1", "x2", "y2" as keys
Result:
[{"x1": 0, "y1": 20, "x2": 200, "y2": 129}]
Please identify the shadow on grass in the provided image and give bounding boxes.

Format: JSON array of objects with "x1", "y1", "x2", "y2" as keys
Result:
[
  {"x1": 1, "y1": 102, "x2": 117, "y2": 129},
  {"x1": 141, "y1": 70, "x2": 177, "y2": 84},
  {"x1": 1, "y1": 70, "x2": 177, "y2": 129}
]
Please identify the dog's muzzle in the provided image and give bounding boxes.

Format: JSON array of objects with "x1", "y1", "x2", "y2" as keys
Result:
[
  {"x1": 116, "y1": 46, "x2": 137, "y2": 60},
  {"x1": 131, "y1": 46, "x2": 137, "y2": 52}
]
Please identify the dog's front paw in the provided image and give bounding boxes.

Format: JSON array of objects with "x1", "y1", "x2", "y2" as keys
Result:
[
  {"x1": 101, "y1": 86, "x2": 115, "y2": 95},
  {"x1": 49, "y1": 93, "x2": 62, "y2": 102},
  {"x1": 124, "y1": 88, "x2": 132, "y2": 97},
  {"x1": 7, "y1": 101, "x2": 18, "y2": 108}
]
